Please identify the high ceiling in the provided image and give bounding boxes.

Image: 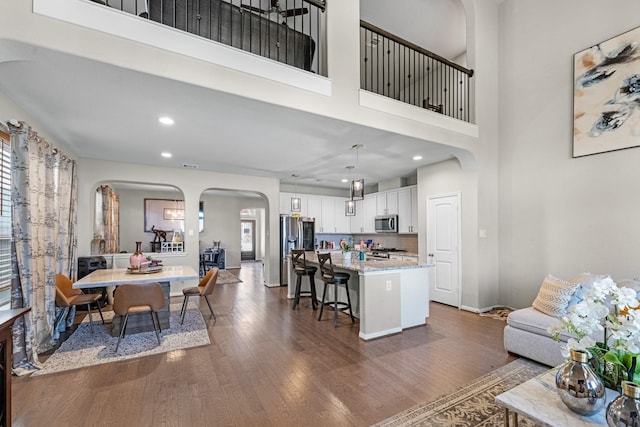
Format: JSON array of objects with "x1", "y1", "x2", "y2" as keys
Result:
[{"x1": 0, "y1": 0, "x2": 466, "y2": 191}]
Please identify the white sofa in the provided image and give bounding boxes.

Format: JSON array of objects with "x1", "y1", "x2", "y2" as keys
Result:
[{"x1": 503, "y1": 273, "x2": 610, "y2": 367}]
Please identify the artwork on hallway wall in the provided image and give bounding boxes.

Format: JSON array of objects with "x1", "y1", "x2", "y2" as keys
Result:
[
  {"x1": 573, "y1": 25, "x2": 640, "y2": 157},
  {"x1": 144, "y1": 198, "x2": 184, "y2": 232}
]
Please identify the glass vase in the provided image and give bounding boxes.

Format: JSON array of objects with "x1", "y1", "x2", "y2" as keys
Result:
[
  {"x1": 129, "y1": 241, "x2": 146, "y2": 268},
  {"x1": 556, "y1": 348, "x2": 607, "y2": 416},
  {"x1": 606, "y1": 381, "x2": 640, "y2": 426}
]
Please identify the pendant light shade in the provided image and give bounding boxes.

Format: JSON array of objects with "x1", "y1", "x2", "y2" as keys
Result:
[
  {"x1": 291, "y1": 174, "x2": 301, "y2": 212},
  {"x1": 350, "y1": 144, "x2": 364, "y2": 201},
  {"x1": 345, "y1": 199, "x2": 356, "y2": 216},
  {"x1": 350, "y1": 178, "x2": 364, "y2": 200},
  {"x1": 291, "y1": 197, "x2": 301, "y2": 212}
]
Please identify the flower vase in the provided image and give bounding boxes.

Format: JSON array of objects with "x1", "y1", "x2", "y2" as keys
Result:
[
  {"x1": 343, "y1": 251, "x2": 352, "y2": 265},
  {"x1": 129, "y1": 241, "x2": 146, "y2": 269},
  {"x1": 556, "y1": 348, "x2": 607, "y2": 416},
  {"x1": 606, "y1": 381, "x2": 640, "y2": 426}
]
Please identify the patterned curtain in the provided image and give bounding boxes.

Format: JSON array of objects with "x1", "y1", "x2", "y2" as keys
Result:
[
  {"x1": 101, "y1": 185, "x2": 119, "y2": 254},
  {"x1": 9, "y1": 121, "x2": 78, "y2": 375}
]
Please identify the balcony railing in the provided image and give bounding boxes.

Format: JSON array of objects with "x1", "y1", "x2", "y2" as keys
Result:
[
  {"x1": 91, "y1": 0, "x2": 327, "y2": 76},
  {"x1": 360, "y1": 20, "x2": 474, "y2": 123}
]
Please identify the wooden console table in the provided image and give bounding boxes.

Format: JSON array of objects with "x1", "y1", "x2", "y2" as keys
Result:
[{"x1": 0, "y1": 308, "x2": 30, "y2": 427}]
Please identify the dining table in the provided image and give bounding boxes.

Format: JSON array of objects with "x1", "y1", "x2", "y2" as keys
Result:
[{"x1": 73, "y1": 265, "x2": 198, "y2": 335}]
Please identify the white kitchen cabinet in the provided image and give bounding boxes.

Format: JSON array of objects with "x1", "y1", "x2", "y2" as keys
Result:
[
  {"x1": 280, "y1": 192, "x2": 307, "y2": 216},
  {"x1": 389, "y1": 253, "x2": 419, "y2": 262},
  {"x1": 363, "y1": 194, "x2": 377, "y2": 233},
  {"x1": 307, "y1": 196, "x2": 322, "y2": 223},
  {"x1": 280, "y1": 192, "x2": 291, "y2": 214},
  {"x1": 319, "y1": 197, "x2": 335, "y2": 233},
  {"x1": 397, "y1": 186, "x2": 418, "y2": 233},
  {"x1": 376, "y1": 191, "x2": 399, "y2": 215},
  {"x1": 350, "y1": 199, "x2": 364, "y2": 233},
  {"x1": 333, "y1": 198, "x2": 351, "y2": 233}
]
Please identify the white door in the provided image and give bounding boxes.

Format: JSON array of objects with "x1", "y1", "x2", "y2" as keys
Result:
[{"x1": 426, "y1": 193, "x2": 461, "y2": 307}]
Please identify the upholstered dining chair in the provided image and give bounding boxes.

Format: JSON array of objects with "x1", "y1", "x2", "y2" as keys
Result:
[
  {"x1": 113, "y1": 282, "x2": 166, "y2": 352},
  {"x1": 55, "y1": 273, "x2": 105, "y2": 333},
  {"x1": 180, "y1": 267, "x2": 218, "y2": 324}
]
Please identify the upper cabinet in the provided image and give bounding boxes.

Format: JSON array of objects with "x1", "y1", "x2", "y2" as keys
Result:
[
  {"x1": 376, "y1": 192, "x2": 398, "y2": 215},
  {"x1": 281, "y1": 194, "x2": 351, "y2": 234},
  {"x1": 397, "y1": 186, "x2": 418, "y2": 233},
  {"x1": 280, "y1": 186, "x2": 417, "y2": 234}
]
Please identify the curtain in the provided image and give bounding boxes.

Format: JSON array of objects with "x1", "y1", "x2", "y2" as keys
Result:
[
  {"x1": 93, "y1": 185, "x2": 119, "y2": 254},
  {"x1": 102, "y1": 185, "x2": 119, "y2": 254},
  {"x1": 9, "y1": 121, "x2": 78, "y2": 375}
]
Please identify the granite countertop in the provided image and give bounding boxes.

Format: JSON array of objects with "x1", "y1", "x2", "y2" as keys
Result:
[{"x1": 305, "y1": 251, "x2": 431, "y2": 273}]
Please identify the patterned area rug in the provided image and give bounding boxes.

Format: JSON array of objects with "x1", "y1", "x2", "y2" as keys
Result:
[
  {"x1": 372, "y1": 358, "x2": 550, "y2": 426},
  {"x1": 217, "y1": 270, "x2": 242, "y2": 284},
  {"x1": 479, "y1": 307, "x2": 513, "y2": 321},
  {"x1": 32, "y1": 302, "x2": 210, "y2": 376}
]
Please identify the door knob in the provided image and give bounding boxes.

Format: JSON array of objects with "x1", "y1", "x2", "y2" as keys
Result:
[{"x1": 428, "y1": 253, "x2": 434, "y2": 257}]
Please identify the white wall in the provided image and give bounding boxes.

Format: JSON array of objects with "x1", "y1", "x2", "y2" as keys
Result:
[
  {"x1": 198, "y1": 192, "x2": 267, "y2": 268},
  {"x1": 498, "y1": 0, "x2": 640, "y2": 308}
]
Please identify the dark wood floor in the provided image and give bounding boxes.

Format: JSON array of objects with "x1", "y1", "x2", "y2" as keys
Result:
[{"x1": 12, "y1": 262, "x2": 515, "y2": 426}]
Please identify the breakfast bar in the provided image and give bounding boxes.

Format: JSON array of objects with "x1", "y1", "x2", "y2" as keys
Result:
[{"x1": 288, "y1": 252, "x2": 432, "y2": 340}]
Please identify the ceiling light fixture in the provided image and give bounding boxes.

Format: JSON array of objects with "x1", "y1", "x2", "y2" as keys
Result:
[
  {"x1": 350, "y1": 144, "x2": 364, "y2": 201},
  {"x1": 291, "y1": 174, "x2": 301, "y2": 213},
  {"x1": 158, "y1": 116, "x2": 174, "y2": 126},
  {"x1": 413, "y1": 155, "x2": 423, "y2": 161},
  {"x1": 161, "y1": 152, "x2": 172, "y2": 158}
]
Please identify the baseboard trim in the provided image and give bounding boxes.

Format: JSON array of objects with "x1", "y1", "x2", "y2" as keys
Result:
[
  {"x1": 264, "y1": 282, "x2": 281, "y2": 288},
  {"x1": 359, "y1": 327, "x2": 402, "y2": 341}
]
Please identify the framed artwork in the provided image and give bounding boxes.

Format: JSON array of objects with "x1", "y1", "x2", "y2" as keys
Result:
[
  {"x1": 573, "y1": 26, "x2": 640, "y2": 157},
  {"x1": 144, "y1": 198, "x2": 184, "y2": 232}
]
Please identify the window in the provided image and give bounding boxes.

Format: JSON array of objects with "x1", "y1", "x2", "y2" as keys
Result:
[{"x1": 0, "y1": 131, "x2": 11, "y2": 307}]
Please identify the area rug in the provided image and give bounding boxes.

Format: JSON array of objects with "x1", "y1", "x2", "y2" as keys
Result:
[
  {"x1": 479, "y1": 307, "x2": 513, "y2": 321},
  {"x1": 217, "y1": 270, "x2": 242, "y2": 284},
  {"x1": 31, "y1": 302, "x2": 210, "y2": 376},
  {"x1": 372, "y1": 358, "x2": 550, "y2": 427}
]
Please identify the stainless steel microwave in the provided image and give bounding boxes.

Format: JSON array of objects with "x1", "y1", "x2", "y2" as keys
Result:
[{"x1": 375, "y1": 214, "x2": 398, "y2": 233}]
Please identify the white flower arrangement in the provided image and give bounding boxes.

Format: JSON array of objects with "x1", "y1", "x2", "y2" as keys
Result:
[{"x1": 549, "y1": 277, "x2": 640, "y2": 389}]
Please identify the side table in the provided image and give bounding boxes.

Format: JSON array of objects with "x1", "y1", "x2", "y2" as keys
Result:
[
  {"x1": 495, "y1": 368, "x2": 617, "y2": 426},
  {"x1": 0, "y1": 308, "x2": 30, "y2": 427}
]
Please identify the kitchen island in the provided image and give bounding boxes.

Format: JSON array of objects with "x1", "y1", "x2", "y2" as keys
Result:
[{"x1": 287, "y1": 252, "x2": 432, "y2": 340}]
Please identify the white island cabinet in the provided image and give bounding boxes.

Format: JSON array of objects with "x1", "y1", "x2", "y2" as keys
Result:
[{"x1": 287, "y1": 253, "x2": 431, "y2": 340}]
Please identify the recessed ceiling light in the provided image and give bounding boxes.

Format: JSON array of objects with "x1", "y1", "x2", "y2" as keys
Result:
[
  {"x1": 158, "y1": 116, "x2": 174, "y2": 126},
  {"x1": 341, "y1": 178, "x2": 348, "y2": 183},
  {"x1": 413, "y1": 155, "x2": 423, "y2": 161},
  {"x1": 161, "y1": 152, "x2": 172, "y2": 158}
]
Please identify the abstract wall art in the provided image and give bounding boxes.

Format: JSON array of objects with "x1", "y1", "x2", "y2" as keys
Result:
[{"x1": 573, "y1": 26, "x2": 640, "y2": 157}]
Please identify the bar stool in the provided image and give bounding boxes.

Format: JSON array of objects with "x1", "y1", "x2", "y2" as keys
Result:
[
  {"x1": 291, "y1": 249, "x2": 318, "y2": 310},
  {"x1": 317, "y1": 252, "x2": 355, "y2": 326}
]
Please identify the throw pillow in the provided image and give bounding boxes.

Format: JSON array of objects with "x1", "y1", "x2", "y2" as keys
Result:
[{"x1": 532, "y1": 274, "x2": 581, "y2": 317}]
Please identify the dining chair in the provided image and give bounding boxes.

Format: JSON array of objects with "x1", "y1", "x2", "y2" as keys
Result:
[
  {"x1": 113, "y1": 282, "x2": 166, "y2": 352},
  {"x1": 180, "y1": 267, "x2": 218, "y2": 324},
  {"x1": 55, "y1": 273, "x2": 105, "y2": 333}
]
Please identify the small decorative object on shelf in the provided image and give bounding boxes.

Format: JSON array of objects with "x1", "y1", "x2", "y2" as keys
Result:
[
  {"x1": 556, "y1": 348, "x2": 606, "y2": 416},
  {"x1": 161, "y1": 241, "x2": 184, "y2": 253},
  {"x1": 129, "y1": 241, "x2": 146, "y2": 268},
  {"x1": 606, "y1": 381, "x2": 640, "y2": 426}
]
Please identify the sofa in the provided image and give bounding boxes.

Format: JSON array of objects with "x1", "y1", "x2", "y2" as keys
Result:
[{"x1": 503, "y1": 273, "x2": 611, "y2": 367}]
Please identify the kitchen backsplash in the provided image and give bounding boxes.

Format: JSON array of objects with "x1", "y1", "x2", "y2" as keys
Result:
[{"x1": 316, "y1": 233, "x2": 418, "y2": 253}]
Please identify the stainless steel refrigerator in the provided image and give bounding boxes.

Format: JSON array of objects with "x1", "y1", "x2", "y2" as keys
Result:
[{"x1": 280, "y1": 215, "x2": 315, "y2": 285}]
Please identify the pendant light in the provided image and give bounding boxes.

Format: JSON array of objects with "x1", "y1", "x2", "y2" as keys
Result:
[
  {"x1": 291, "y1": 174, "x2": 301, "y2": 213},
  {"x1": 350, "y1": 144, "x2": 364, "y2": 200},
  {"x1": 345, "y1": 166, "x2": 356, "y2": 216}
]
